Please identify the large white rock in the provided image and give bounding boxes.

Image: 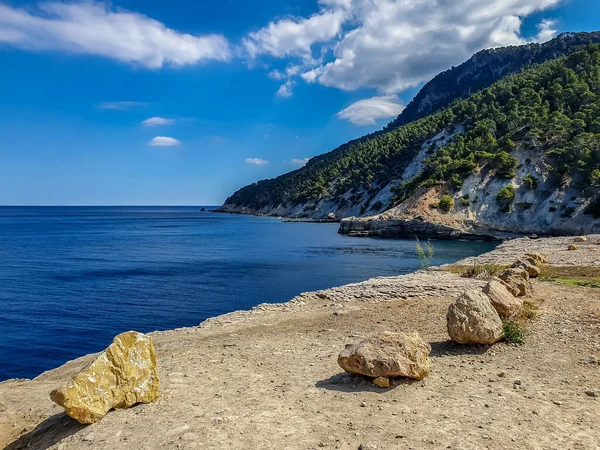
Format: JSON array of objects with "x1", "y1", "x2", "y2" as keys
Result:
[
  {"x1": 447, "y1": 290, "x2": 504, "y2": 345},
  {"x1": 338, "y1": 331, "x2": 431, "y2": 380}
]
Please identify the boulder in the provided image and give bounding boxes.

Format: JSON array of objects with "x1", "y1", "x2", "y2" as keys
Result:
[
  {"x1": 512, "y1": 259, "x2": 541, "y2": 278},
  {"x1": 447, "y1": 290, "x2": 504, "y2": 345},
  {"x1": 483, "y1": 279, "x2": 523, "y2": 318},
  {"x1": 525, "y1": 253, "x2": 547, "y2": 265},
  {"x1": 574, "y1": 236, "x2": 587, "y2": 243},
  {"x1": 500, "y1": 268, "x2": 530, "y2": 281},
  {"x1": 50, "y1": 331, "x2": 159, "y2": 424},
  {"x1": 338, "y1": 331, "x2": 431, "y2": 380},
  {"x1": 568, "y1": 244, "x2": 579, "y2": 251},
  {"x1": 499, "y1": 268, "x2": 532, "y2": 297}
]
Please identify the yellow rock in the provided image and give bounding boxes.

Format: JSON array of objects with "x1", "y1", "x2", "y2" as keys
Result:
[
  {"x1": 50, "y1": 331, "x2": 159, "y2": 424},
  {"x1": 373, "y1": 377, "x2": 390, "y2": 388}
]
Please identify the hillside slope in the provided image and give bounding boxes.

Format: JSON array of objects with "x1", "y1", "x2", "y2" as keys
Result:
[
  {"x1": 386, "y1": 31, "x2": 600, "y2": 129},
  {"x1": 220, "y1": 42, "x2": 600, "y2": 238}
]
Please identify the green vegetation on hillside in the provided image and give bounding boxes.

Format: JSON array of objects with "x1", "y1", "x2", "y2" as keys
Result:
[
  {"x1": 387, "y1": 32, "x2": 600, "y2": 129},
  {"x1": 225, "y1": 45, "x2": 600, "y2": 213}
]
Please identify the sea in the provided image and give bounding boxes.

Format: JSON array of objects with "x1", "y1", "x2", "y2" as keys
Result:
[{"x1": 0, "y1": 207, "x2": 496, "y2": 381}]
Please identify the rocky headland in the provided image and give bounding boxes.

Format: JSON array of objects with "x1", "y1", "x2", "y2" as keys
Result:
[{"x1": 1, "y1": 235, "x2": 599, "y2": 449}]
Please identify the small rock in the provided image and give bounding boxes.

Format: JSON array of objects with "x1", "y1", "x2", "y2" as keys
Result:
[
  {"x1": 525, "y1": 253, "x2": 547, "y2": 265},
  {"x1": 574, "y1": 236, "x2": 587, "y2": 243},
  {"x1": 568, "y1": 244, "x2": 579, "y2": 251},
  {"x1": 373, "y1": 377, "x2": 390, "y2": 388},
  {"x1": 552, "y1": 399, "x2": 562, "y2": 406},
  {"x1": 585, "y1": 390, "x2": 597, "y2": 398},
  {"x1": 182, "y1": 433, "x2": 198, "y2": 442},
  {"x1": 360, "y1": 401, "x2": 367, "y2": 407},
  {"x1": 511, "y1": 260, "x2": 541, "y2": 278}
]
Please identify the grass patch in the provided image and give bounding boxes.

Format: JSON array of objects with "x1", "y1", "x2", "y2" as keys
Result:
[
  {"x1": 539, "y1": 266, "x2": 600, "y2": 288},
  {"x1": 521, "y1": 300, "x2": 539, "y2": 321},
  {"x1": 446, "y1": 263, "x2": 511, "y2": 279},
  {"x1": 503, "y1": 321, "x2": 526, "y2": 345},
  {"x1": 550, "y1": 277, "x2": 600, "y2": 288}
]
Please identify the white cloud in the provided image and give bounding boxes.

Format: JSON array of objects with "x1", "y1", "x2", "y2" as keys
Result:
[
  {"x1": 149, "y1": 136, "x2": 181, "y2": 147},
  {"x1": 276, "y1": 80, "x2": 295, "y2": 98},
  {"x1": 291, "y1": 157, "x2": 310, "y2": 166},
  {"x1": 142, "y1": 117, "x2": 175, "y2": 126},
  {"x1": 98, "y1": 101, "x2": 147, "y2": 110},
  {"x1": 247, "y1": 0, "x2": 564, "y2": 96},
  {"x1": 245, "y1": 157, "x2": 269, "y2": 165},
  {"x1": 268, "y1": 69, "x2": 286, "y2": 80},
  {"x1": 535, "y1": 19, "x2": 559, "y2": 42},
  {"x1": 337, "y1": 95, "x2": 405, "y2": 125},
  {"x1": 0, "y1": 1, "x2": 231, "y2": 68},
  {"x1": 243, "y1": 9, "x2": 346, "y2": 59}
]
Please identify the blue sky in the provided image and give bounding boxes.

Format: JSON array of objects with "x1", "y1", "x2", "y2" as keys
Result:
[{"x1": 0, "y1": 0, "x2": 597, "y2": 205}]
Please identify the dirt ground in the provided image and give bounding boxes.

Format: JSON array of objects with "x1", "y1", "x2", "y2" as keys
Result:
[{"x1": 1, "y1": 238, "x2": 599, "y2": 450}]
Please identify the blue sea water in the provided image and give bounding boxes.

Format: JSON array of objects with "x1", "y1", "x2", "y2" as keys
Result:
[{"x1": 0, "y1": 207, "x2": 496, "y2": 381}]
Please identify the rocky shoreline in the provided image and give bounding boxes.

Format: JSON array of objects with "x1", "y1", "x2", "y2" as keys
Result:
[
  {"x1": 1, "y1": 235, "x2": 599, "y2": 449},
  {"x1": 338, "y1": 215, "x2": 506, "y2": 241}
]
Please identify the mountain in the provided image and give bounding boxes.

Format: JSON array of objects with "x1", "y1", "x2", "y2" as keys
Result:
[
  {"x1": 219, "y1": 39, "x2": 600, "y2": 238},
  {"x1": 386, "y1": 31, "x2": 600, "y2": 129}
]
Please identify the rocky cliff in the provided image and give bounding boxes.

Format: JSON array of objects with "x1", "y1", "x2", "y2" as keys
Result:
[{"x1": 340, "y1": 146, "x2": 600, "y2": 239}]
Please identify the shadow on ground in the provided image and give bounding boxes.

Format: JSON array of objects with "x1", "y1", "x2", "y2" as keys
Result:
[
  {"x1": 5, "y1": 413, "x2": 86, "y2": 450},
  {"x1": 430, "y1": 340, "x2": 492, "y2": 357},
  {"x1": 315, "y1": 372, "x2": 420, "y2": 392}
]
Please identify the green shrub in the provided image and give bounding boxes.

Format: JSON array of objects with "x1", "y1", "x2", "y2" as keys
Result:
[
  {"x1": 503, "y1": 321, "x2": 526, "y2": 345},
  {"x1": 493, "y1": 152, "x2": 519, "y2": 178},
  {"x1": 439, "y1": 195, "x2": 455, "y2": 212},
  {"x1": 522, "y1": 174, "x2": 539, "y2": 189},
  {"x1": 449, "y1": 174, "x2": 463, "y2": 189},
  {"x1": 496, "y1": 185, "x2": 516, "y2": 212},
  {"x1": 460, "y1": 197, "x2": 471, "y2": 206},
  {"x1": 429, "y1": 201, "x2": 439, "y2": 209},
  {"x1": 415, "y1": 239, "x2": 434, "y2": 269}
]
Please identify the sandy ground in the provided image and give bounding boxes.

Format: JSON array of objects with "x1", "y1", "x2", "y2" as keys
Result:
[{"x1": 1, "y1": 237, "x2": 599, "y2": 450}]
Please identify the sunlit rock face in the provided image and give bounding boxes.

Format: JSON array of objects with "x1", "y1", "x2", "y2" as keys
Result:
[
  {"x1": 447, "y1": 290, "x2": 504, "y2": 345},
  {"x1": 50, "y1": 331, "x2": 159, "y2": 424}
]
